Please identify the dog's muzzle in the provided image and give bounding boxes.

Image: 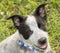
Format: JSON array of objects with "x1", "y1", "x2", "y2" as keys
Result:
[{"x1": 38, "y1": 37, "x2": 47, "y2": 50}]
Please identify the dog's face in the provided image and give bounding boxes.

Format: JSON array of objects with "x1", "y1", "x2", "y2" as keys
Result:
[{"x1": 8, "y1": 4, "x2": 49, "y2": 50}]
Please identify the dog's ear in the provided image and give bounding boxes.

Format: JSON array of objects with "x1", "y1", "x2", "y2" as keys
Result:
[
  {"x1": 7, "y1": 15, "x2": 24, "y2": 27},
  {"x1": 35, "y1": 3, "x2": 47, "y2": 19}
]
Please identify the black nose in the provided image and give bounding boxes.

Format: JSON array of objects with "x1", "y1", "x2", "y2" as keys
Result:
[{"x1": 38, "y1": 37, "x2": 47, "y2": 45}]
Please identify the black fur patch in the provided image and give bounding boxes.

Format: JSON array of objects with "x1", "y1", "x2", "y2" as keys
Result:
[
  {"x1": 16, "y1": 23, "x2": 33, "y2": 39},
  {"x1": 35, "y1": 16, "x2": 47, "y2": 31},
  {"x1": 33, "y1": 3, "x2": 47, "y2": 31}
]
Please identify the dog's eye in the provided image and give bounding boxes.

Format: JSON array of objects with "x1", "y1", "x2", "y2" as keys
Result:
[
  {"x1": 23, "y1": 30, "x2": 33, "y2": 40},
  {"x1": 37, "y1": 23, "x2": 47, "y2": 31}
]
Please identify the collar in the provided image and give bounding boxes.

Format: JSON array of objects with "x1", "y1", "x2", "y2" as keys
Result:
[{"x1": 19, "y1": 40, "x2": 37, "y2": 51}]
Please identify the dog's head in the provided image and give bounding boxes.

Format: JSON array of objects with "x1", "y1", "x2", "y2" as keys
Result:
[{"x1": 8, "y1": 3, "x2": 49, "y2": 50}]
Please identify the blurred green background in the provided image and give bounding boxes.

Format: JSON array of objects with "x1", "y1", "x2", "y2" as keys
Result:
[{"x1": 0, "y1": 0, "x2": 60, "y2": 53}]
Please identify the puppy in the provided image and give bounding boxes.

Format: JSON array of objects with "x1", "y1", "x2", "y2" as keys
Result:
[{"x1": 0, "y1": 3, "x2": 53, "y2": 53}]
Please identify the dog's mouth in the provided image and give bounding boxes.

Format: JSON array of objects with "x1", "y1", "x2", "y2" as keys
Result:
[{"x1": 40, "y1": 44, "x2": 47, "y2": 50}]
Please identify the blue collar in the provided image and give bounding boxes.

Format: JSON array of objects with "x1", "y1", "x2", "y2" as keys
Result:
[{"x1": 19, "y1": 40, "x2": 37, "y2": 51}]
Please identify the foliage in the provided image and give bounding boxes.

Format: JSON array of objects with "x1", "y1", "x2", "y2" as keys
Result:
[{"x1": 0, "y1": 0, "x2": 60, "y2": 53}]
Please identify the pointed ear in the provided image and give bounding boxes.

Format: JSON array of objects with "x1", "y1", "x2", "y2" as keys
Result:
[
  {"x1": 7, "y1": 15, "x2": 24, "y2": 27},
  {"x1": 35, "y1": 3, "x2": 47, "y2": 18}
]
